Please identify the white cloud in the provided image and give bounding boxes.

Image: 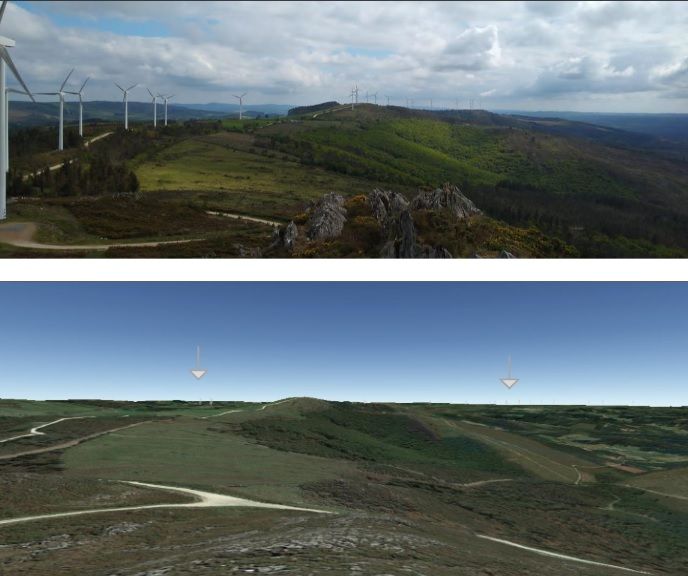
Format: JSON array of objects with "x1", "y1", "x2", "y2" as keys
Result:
[{"x1": 1, "y1": 0, "x2": 686, "y2": 111}]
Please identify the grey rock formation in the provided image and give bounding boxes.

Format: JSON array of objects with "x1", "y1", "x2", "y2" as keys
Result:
[
  {"x1": 368, "y1": 188, "x2": 409, "y2": 226},
  {"x1": 306, "y1": 192, "x2": 347, "y2": 240},
  {"x1": 271, "y1": 221, "x2": 298, "y2": 251},
  {"x1": 380, "y1": 210, "x2": 450, "y2": 258},
  {"x1": 410, "y1": 183, "x2": 481, "y2": 219}
]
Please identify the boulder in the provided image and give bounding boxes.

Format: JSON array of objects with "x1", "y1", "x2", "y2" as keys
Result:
[
  {"x1": 306, "y1": 192, "x2": 347, "y2": 240},
  {"x1": 271, "y1": 221, "x2": 298, "y2": 251},
  {"x1": 410, "y1": 183, "x2": 481, "y2": 219}
]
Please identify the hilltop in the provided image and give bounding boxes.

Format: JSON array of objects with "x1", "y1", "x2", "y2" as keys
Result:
[
  {"x1": 0, "y1": 397, "x2": 686, "y2": 574},
  {"x1": 2, "y1": 103, "x2": 687, "y2": 257}
]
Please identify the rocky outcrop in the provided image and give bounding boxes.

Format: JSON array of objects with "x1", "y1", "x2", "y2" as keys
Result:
[
  {"x1": 380, "y1": 209, "x2": 453, "y2": 258},
  {"x1": 271, "y1": 221, "x2": 298, "y2": 251},
  {"x1": 368, "y1": 188, "x2": 409, "y2": 227},
  {"x1": 410, "y1": 183, "x2": 481, "y2": 219},
  {"x1": 306, "y1": 192, "x2": 347, "y2": 240}
]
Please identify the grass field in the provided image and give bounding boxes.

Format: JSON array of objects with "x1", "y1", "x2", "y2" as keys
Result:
[{"x1": 0, "y1": 398, "x2": 687, "y2": 574}]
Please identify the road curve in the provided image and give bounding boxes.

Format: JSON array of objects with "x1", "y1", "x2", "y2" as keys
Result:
[
  {"x1": 0, "y1": 417, "x2": 86, "y2": 444},
  {"x1": 0, "y1": 421, "x2": 152, "y2": 461},
  {"x1": 476, "y1": 534, "x2": 652, "y2": 574},
  {"x1": 0, "y1": 480, "x2": 331, "y2": 528},
  {"x1": 0, "y1": 222, "x2": 203, "y2": 251}
]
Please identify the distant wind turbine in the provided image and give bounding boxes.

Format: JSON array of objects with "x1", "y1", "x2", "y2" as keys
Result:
[
  {"x1": 350, "y1": 86, "x2": 356, "y2": 110},
  {"x1": 147, "y1": 88, "x2": 158, "y2": 128},
  {"x1": 233, "y1": 92, "x2": 247, "y2": 120},
  {"x1": 158, "y1": 94, "x2": 173, "y2": 126},
  {"x1": 35, "y1": 68, "x2": 74, "y2": 151},
  {"x1": 66, "y1": 76, "x2": 89, "y2": 137},
  {"x1": 385, "y1": 95, "x2": 390, "y2": 106},
  {"x1": 115, "y1": 82, "x2": 138, "y2": 130},
  {"x1": 372, "y1": 92, "x2": 378, "y2": 105},
  {"x1": 0, "y1": 0, "x2": 35, "y2": 219}
]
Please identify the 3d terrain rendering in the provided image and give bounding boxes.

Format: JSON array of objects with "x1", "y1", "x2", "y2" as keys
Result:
[
  {"x1": 0, "y1": 282, "x2": 686, "y2": 574},
  {"x1": 0, "y1": 1, "x2": 687, "y2": 258}
]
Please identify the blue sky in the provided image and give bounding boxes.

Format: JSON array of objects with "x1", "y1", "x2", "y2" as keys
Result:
[
  {"x1": 0, "y1": 283, "x2": 685, "y2": 406},
  {"x1": 6, "y1": 1, "x2": 688, "y2": 111}
]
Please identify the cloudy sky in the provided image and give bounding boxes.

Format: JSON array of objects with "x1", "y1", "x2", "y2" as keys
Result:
[{"x1": 4, "y1": 1, "x2": 688, "y2": 111}]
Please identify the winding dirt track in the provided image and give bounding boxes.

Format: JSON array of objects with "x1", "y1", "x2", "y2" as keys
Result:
[
  {"x1": 476, "y1": 534, "x2": 653, "y2": 574},
  {"x1": 0, "y1": 480, "x2": 331, "y2": 528},
  {"x1": 0, "y1": 417, "x2": 87, "y2": 444},
  {"x1": 0, "y1": 222, "x2": 203, "y2": 251},
  {"x1": 0, "y1": 421, "x2": 152, "y2": 461}
]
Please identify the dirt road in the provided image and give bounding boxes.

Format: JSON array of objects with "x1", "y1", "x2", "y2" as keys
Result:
[
  {"x1": 476, "y1": 534, "x2": 652, "y2": 574},
  {"x1": 0, "y1": 222, "x2": 202, "y2": 251},
  {"x1": 0, "y1": 416, "x2": 86, "y2": 444},
  {"x1": 0, "y1": 480, "x2": 331, "y2": 528},
  {"x1": 0, "y1": 421, "x2": 152, "y2": 461},
  {"x1": 206, "y1": 210, "x2": 281, "y2": 227}
]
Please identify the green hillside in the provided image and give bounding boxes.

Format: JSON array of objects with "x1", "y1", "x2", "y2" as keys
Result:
[
  {"x1": 3, "y1": 105, "x2": 688, "y2": 257},
  {"x1": 0, "y1": 398, "x2": 686, "y2": 574}
]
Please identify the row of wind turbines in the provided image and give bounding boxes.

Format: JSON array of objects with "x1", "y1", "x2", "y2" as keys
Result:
[
  {"x1": 349, "y1": 84, "x2": 483, "y2": 111},
  {"x1": 35, "y1": 68, "x2": 176, "y2": 151}
]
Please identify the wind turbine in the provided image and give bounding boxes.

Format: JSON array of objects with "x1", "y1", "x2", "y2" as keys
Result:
[
  {"x1": 350, "y1": 86, "x2": 355, "y2": 110},
  {"x1": 158, "y1": 94, "x2": 173, "y2": 126},
  {"x1": 372, "y1": 92, "x2": 378, "y2": 105},
  {"x1": 66, "y1": 76, "x2": 89, "y2": 137},
  {"x1": 115, "y1": 82, "x2": 138, "y2": 130},
  {"x1": 500, "y1": 355, "x2": 519, "y2": 389},
  {"x1": 147, "y1": 88, "x2": 158, "y2": 128},
  {"x1": 0, "y1": 0, "x2": 35, "y2": 219},
  {"x1": 35, "y1": 68, "x2": 74, "y2": 151},
  {"x1": 385, "y1": 95, "x2": 390, "y2": 106},
  {"x1": 233, "y1": 92, "x2": 247, "y2": 120}
]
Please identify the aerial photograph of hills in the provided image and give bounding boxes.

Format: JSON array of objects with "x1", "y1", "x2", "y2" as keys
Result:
[
  {"x1": 0, "y1": 281, "x2": 686, "y2": 575},
  {"x1": 0, "y1": 0, "x2": 686, "y2": 260}
]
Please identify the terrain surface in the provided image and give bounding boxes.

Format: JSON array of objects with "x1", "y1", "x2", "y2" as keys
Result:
[
  {"x1": 2, "y1": 105, "x2": 687, "y2": 258},
  {"x1": 0, "y1": 397, "x2": 686, "y2": 575}
]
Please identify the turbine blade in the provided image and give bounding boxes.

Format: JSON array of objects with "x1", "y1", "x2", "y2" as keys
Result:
[
  {"x1": 127, "y1": 83, "x2": 138, "y2": 91},
  {"x1": 168, "y1": 95, "x2": 174, "y2": 99},
  {"x1": 241, "y1": 92, "x2": 247, "y2": 98},
  {"x1": 0, "y1": 1, "x2": 7, "y2": 24},
  {"x1": 60, "y1": 68, "x2": 75, "y2": 92},
  {"x1": 114, "y1": 82, "x2": 125, "y2": 92},
  {"x1": 80, "y1": 76, "x2": 90, "y2": 92},
  {"x1": 0, "y1": 46, "x2": 35, "y2": 102},
  {"x1": 147, "y1": 87, "x2": 154, "y2": 98}
]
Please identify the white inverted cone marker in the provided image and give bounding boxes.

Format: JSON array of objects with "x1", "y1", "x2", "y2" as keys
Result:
[
  {"x1": 500, "y1": 355, "x2": 518, "y2": 389},
  {"x1": 190, "y1": 345, "x2": 207, "y2": 380}
]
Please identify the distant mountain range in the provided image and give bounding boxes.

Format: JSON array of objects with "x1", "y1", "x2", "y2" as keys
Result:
[
  {"x1": 494, "y1": 110, "x2": 688, "y2": 142},
  {"x1": 8, "y1": 100, "x2": 294, "y2": 127}
]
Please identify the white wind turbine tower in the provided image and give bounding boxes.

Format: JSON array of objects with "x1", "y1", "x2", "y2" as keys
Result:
[
  {"x1": 147, "y1": 88, "x2": 158, "y2": 128},
  {"x1": 0, "y1": 0, "x2": 35, "y2": 220},
  {"x1": 66, "y1": 76, "x2": 89, "y2": 137},
  {"x1": 35, "y1": 68, "x2": 74, "y2": 151},
  {"x1": 115, "y1": 82, "x2": 138, "y2": 130},
  {"x1": 350, "y1": 86, "x2": 356, "y2": 110},
  {"x1": 158, "y1": 94, "x2": 173, "y2": 126},
  {"x1": 385, "y1": 95, "x2": 390, "y2": 106},
  {"x1": 372, "y1": 92, "x2": 378, "y2": 105},
  {"x1": 233, "y1": 92, "x2": 247, "y2": 120}
]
